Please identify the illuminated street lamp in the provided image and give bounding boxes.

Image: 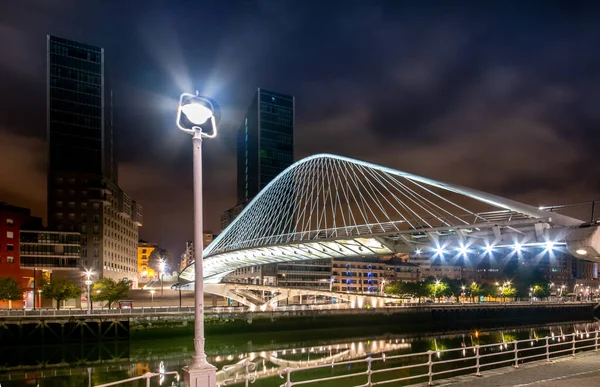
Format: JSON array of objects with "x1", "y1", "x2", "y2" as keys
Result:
[
  {"x1": 149, "y1": 289, "x2": 156, "y2": 307},
  {"x1": 159, "y1": 258, "x2": 166, "y2": 297},
  {"x1": 177, "y1": 92, "x2": 220, "y2": 386},
  {"x1": 84, "y1": 270, "x2": 94, "y2": 314}
]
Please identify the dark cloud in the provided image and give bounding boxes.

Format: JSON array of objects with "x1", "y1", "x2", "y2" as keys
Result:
[{"x1": 1, "y1": 1, "x2": 599, "y2": 256}]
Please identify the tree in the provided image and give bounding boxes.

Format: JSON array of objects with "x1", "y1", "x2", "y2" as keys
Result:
[
  {"x1": 502, "y1": 285, "x2": 517, "y2": 301},
  {"x1": 0, "y1": 277, "x2": 23, "y2": 308},
  {"x1": 92, "y1": 278, "x2": 130, "y2": 309},
  {"x1": 41, "y1": 278, "x2": 82, "y2": 310},
  {"x1": 427, "y1": 280, "x2": 449, "y2": 302},
  {"x1": 469, "y1": 282, "x2": 482, "y2": 303},
  {"x1": 385, "y1": 281, "x2": 428, "y2": 303}
]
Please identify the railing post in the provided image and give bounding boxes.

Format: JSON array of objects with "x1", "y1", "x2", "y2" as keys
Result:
[
  {"x1": 475, "y1": 345, "x2": 481, "y2": 376},
  {"x1": 513, "y1": 340, "x2": 519, "y2": 368},
  {"x1": 146, "y1": 373, "x2": 151, "y2": 387},
  {"x1": 595, "y1": 331, "x2": 599, "y2": 352},
  {"x1": 545, "y1": 337, "x2": 550, "y2": 362},
  {"x1": 572, "y1": 333, "x2": 576, "y2": 356},
  {"x1": 428, "y1": 350, "x2": 434, "y2": 385},
  {"x1": 366, "y1": 357, "x2": 373, "y2": 387}
]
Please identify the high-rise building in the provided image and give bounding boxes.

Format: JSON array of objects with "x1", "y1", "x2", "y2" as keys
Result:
[
  {"x1": 237, "y1": 88, "x2": 294, "y2": 203},
  {"x1": 46, "y1": 36, "x2": 142, "y2": 288},
  {"x1": 220, "y1": 88, "x2": 295, "y2": 231}
]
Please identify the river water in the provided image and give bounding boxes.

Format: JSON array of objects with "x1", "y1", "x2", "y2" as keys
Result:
[{"x1": 1, "y1": 320, "x2": 598, "y2": 387}]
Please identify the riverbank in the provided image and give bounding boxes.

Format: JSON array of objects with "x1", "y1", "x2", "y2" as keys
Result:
[{"x1": 130, "y1": 302, "x2": 595, "y2": 339}]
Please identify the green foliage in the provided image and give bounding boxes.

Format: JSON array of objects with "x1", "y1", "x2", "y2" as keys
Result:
[
  {"x1": 41, "y1": 278, "x2": 82, "y2": 310},
  {"x1": 0, "y1": 276, "x2": 23, "y2": 303},
  {"x1": 427, "y1": 280, "x2": 449, "y2": 299},
  {"x1": 502, "y1": 285, "x2": 517, "y2": 299},
  {"x1": 91, "y1": 278, "x2": 130, "y2": 309},
  {"x1": 468, "y1": 282, "x2": 482, "y2": 302},
  {"x1": 385, "y1": 280, "x2": 429, "y2": 302}
]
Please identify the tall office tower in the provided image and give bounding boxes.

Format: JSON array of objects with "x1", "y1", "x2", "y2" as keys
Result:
[
  {"x1": 220, "y1": 88, "x2": 294, "y2": 231},
  {"x1": 236, "y1": 88, "x2": 295, "y2": 204},
  {"x1": 47, "y1": 36, "x2": 142, "y2": 288}
]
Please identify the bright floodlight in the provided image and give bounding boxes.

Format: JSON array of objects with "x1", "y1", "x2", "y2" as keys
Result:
[
  {"x1": 485, "y1": 244, "x2": 494, "y2": 254},
  {"x1": 458, "y1": 244, "x2": 468, "y2": 256},
  {"x1": 181, "y1": 103, "x2": 213, "y2": 125},
  {"x1": 176, "y1": 92, "x2": 219, "y2": 138},
  {"x1": 434, "y1": 246, "x2": 445, "y2": 256},
  {"x1": 545, "y1": 241, "x2": 555, "y2": 251},
  {"x1": 513, "y1": 243, "x2": 522, "y2": 253},
  {"x1": 415, "y1": 248, "x2": 422, "y2": 255}
]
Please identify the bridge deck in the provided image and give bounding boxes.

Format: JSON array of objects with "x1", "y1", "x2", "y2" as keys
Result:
[{"x1": 436, "y1": 352, "x2": 600, "y2": 387}]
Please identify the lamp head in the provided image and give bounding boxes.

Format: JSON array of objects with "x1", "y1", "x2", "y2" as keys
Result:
[{"x1": 176, "y1": 92, "x2": 221, "y2": 137}]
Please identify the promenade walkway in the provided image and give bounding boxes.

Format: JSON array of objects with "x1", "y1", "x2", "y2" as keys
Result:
[{"x1": 435, "y1": 352, "x2": 600, "y2": 387}]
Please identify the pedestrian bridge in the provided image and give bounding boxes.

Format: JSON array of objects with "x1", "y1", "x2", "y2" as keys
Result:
[
  {"x1": 180, "y1": 154, "x2": 599, "y2": 286},
  {"x1": 176, "y1": 282, "x2": 402, "y2": 310}
]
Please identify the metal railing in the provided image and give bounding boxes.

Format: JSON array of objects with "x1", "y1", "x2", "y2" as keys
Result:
[
  {"x1": 0, "y1": 305, "x2": 249, "y2": 317},
  {"x1": 245, "y1": 330, "x2": 600, "y2": 387},
  {"x1": 94, "y1": 371, "x2": 179, "y2": 387}
]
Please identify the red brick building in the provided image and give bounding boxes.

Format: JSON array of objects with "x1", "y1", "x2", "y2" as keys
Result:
[{"x1": 0, "y1": 202, "x2": 36, "y2": 308}]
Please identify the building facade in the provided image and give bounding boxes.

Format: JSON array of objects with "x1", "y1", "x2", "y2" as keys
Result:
[
  {"x1": 236, "y1": 88, "x2": 295, "y2": 204},
  {"x1": 0, "y1": 203, "x2": 34, "y2": 308},
  {"x1": 138, "y1": 240, "x2": 158, "y2": 279},
  {"x1": 47, "y1": 35, "x2": 142, "y2": 287}
]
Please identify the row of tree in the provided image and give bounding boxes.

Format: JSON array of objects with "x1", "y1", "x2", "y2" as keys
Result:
[
  {"x1": 0, "y1": 276, "x2": 130, "y2": 310},
  {"x1": 385, "y1": 276, "x2": 553, "y2": 302}
]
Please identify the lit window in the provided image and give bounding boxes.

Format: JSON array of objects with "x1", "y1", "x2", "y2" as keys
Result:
[
  {"x1": 6, "y1": 219, "x2": 13, "y2": 225},
  {"x1": 6, "y1": 231, "x2": 13, "y2": 239},
  {"x1": 7, "y1": 256, "x2": 14, "y2": 263}
]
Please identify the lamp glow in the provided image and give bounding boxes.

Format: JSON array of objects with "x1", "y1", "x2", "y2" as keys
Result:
[
  {"x1": 513, "y1": 243, "x2": 522, "y2": 253},
  {"x1": 576, "y1": 249, "x2": 587, "y2": 255},
  {"x1": 545, "y1": 241, "x2": 555, "y2": 251},
  {"x1": 434, "y1": 246, "x2": 445, "y2": 256},
  {"x1": 181, "y1": 103, "x2": 213, "y2": 125},
  {"x1": 458, "y1": 244, "x2": 468, "y2": 256},
  {"x1": 485, "y1": 244, "x2": 494, "y2": 254}
]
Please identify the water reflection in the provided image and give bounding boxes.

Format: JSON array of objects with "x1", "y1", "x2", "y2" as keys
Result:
[{"x1": 0, "y1": 321, "x2": 598, "y2": 387}]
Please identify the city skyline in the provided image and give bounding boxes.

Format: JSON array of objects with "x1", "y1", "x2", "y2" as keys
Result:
[{"x1": 1, "y1": 1, "x2": 600, "y2": 257}]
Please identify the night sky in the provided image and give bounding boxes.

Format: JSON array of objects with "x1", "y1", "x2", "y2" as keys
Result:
[{"x1": 1, "y1": 1, "x2": 599, "y2": 258}]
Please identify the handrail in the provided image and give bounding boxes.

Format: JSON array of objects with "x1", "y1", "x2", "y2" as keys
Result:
[
  {"x1": 94, "y1": 371, "x2": 179, "y2": 387},
  {"x1": 272, "y1": 329, "x2": 600, "y2": 387}
]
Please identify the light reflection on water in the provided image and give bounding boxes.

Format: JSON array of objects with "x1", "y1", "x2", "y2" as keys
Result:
[{"x1": 0, "y1": 321, "x2": 598, "y2": 387}]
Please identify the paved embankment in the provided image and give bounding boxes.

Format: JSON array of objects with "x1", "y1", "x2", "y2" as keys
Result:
[{"x1": 433, "y1": 352, "x2": 600, "y2": 387}]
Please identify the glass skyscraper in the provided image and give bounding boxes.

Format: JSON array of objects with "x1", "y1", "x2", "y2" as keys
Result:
[
  {"x1": 237, "y1": 88, "x2": 295, "y2": 203},
  {"x1": 46, "y1": 36, "x2": 142, "y2": 287}
]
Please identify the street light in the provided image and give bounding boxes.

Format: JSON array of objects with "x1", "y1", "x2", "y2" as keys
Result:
[
  {"x1": 177, "y1": 92, "x2": 220, "y2": 386},
  {"x1": 150, "y1": 289, "x2": 156, "y2": 307},
  {"x1": 159, "y1": 258, "x2": 166, "y2": 297},
  {"x1": 84, "y1": 270, "x2": 94, "y2": 314}
]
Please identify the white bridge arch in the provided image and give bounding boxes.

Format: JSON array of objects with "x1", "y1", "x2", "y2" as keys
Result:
[{"x1": 180, "y1": 154, "x2": 596, "y2": 285}]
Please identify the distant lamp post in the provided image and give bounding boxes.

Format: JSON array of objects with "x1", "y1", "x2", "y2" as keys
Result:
[
  {"x1": 380, "y1": 278, "x2": 387, "y2": 295},
  {"x1": 84, "y1": 270, "x2": 94, "y2": 314},
  {"x1": 177, "y1": 92, "x2": 220, "y2": 387},
  {"x1": 150, "y1": 289, "x2": 156, "y2": 307},
  {"x1": 159, "y1": 258, "x2": 166, "y2": 297},
  {"x1": 37, "y1": 289, "x2": 42, "y2": 309}
]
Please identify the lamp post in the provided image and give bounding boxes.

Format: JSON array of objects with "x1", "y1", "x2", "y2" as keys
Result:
[
  {"x1": 177, "y1": 92, "x2": 219, "y2": 386},
  {"x1": 159, "y1": 258, "x2": 166, "y2": 297},
  {"x1": 84, "y1": 270, "x2": 94, "y2": 314},
  {"x1": 150, "y1": 289, "x2": 155, "y2": 307}
]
